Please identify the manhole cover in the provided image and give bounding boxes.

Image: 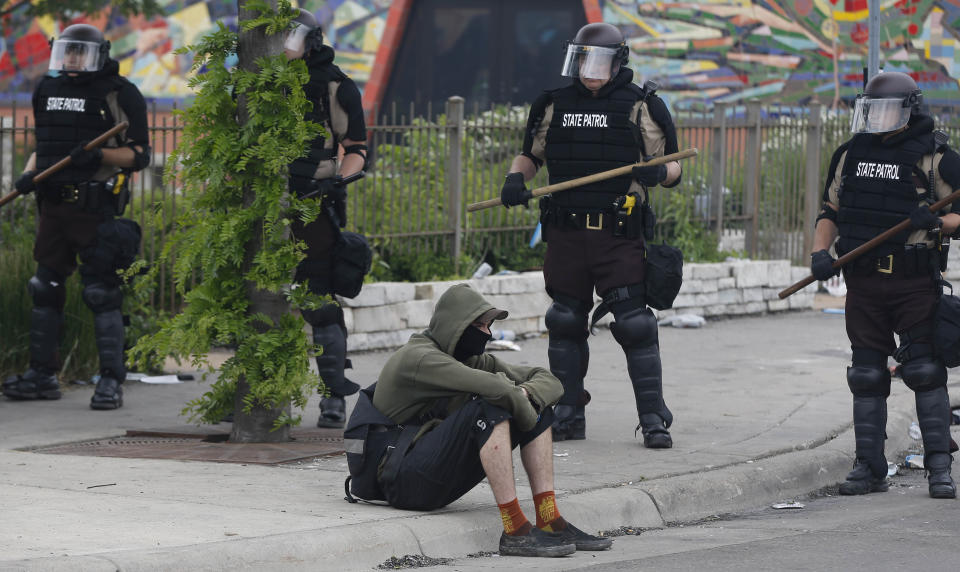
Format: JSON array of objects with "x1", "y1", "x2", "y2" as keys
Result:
[{"x1": 26, "y1": 426, "x2": 344, "y2": 465}]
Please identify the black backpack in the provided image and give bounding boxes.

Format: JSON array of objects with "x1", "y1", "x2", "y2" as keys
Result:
[{"x1": 343, "y1": 383, "x2": 399, "y2": 503}]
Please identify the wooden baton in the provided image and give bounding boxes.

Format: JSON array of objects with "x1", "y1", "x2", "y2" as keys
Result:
[
  {"x1": 466, "y1": 147, "x2": 699, "y2": 213},
  {"x1": 0, "y1": 121, "x2": 129, "y2": 209},
  {"x1": 779, "y1": 187, "x2": 960, "y2": 299}
]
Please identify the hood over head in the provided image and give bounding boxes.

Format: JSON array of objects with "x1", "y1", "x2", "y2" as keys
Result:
[{"x1": 426, "y1": 284, "x2": 508, "y2": 355}]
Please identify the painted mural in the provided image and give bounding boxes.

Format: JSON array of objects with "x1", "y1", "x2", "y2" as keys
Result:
[
  {"x1": 1, "y1": 0, "x2": 958, "y2": 109},
  {"x1": 604, "y1": 0, "x2": 960, "y2": 110}
]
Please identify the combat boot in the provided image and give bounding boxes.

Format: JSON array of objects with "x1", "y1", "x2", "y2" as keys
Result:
[
  {"x1": 637, "y1": 413, "x2": 672, "y2": 449},
  {"x1": 839, "y1": 458, "x2": 889, "y2": 495},
  {"x1": 90, "y1": 376, "x2": 123, "y2": 410},
  {"x1": 926, "y1": 453, "x2": 956, "y2": 499},
  {"x1": 2, "y1": 368, "x2": 61, "y2": 400},
  {"x1": 317, "y1": 394, "x2": 346, "y2": 428},
  {"x1": 551, "y1": 404, "x2": 585, "y2": 441}
]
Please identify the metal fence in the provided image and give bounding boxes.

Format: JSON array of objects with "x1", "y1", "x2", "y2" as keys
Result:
[{"x1": 4, "y1": 97, "x2": 960, "y2": 313}]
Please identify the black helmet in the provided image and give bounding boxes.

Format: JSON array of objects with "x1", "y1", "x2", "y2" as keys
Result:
[
  {"x1": 851, "y1": 71, "x2": 922, "y2": 134},
  {"x1": 48, "y1": 24, "x2": 110, "y2": 74},
  {"x1": 561, "y1": 23, "x2": 628, "y2": 80},
  {"x1": 284, "y1": 8, "x2": 323, "y2": 56}
]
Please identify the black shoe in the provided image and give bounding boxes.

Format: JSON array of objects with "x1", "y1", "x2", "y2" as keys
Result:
[
  {"x1": 544, "y1": 520, "x2": 613, "y2": 551},
  {"x1": 838, "y1": 458, "x2": 888, "y2": 495},
  {"x1": 926, "y1": 453, "x2": 956, "y2": 499},
  {"x1": 317, "y1": 395, "x2": 346, "y2": 428},
  {"x1": 551, "y1": 404, "x2": 585, "y2": 441},
  {"x1": 637, "y1": 415, "x2": 673, "y2": 449},
  {"x1": 498, "y1": 527, "x2": 576, "y2": 557},
  {"x1": 90, "y1": 376, "x2": 123, "y2": 410},
  {"x1": 2, "y1": 369, "x2": 61, "y2": 400}
]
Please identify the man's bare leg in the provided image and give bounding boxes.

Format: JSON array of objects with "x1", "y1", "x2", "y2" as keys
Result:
[
  {"x1": 479, "y1": 419, "x2": 517, "y2": 504},
  {"x1": 520, "y1": 418, "x2": 614, "y2": 551},
  {"x1": 481, "y1": 419, "x2": 576, "y2": 557},
  {"x1": 520, "y1": 423, "x2": 555, "y2": 495}
]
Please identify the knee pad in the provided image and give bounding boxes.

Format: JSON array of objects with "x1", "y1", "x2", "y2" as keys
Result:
[
  {"x1": 82, "y1": 282, "x2": 123, "y2": 313},
  {"x1": 847, "y1": 347, "x2": 890, "y2": 397},
  {"x1": 610, "y1": 306, "x2": 658, "y2": 349},
  {"x1": 302, "y1": 302, "x2": 344, "y2": 329},
  {"x1": 846, "y1": 366, "x2": 890, "y2": 397},
  {"x1": 545, "y1": 300, "x2": 588, "y2": 341},
  {"x1": 28, "y1": 266, "x2": 66, "y2": 310},
  {"x1": 900, "y1": 357, "x2": 947, "y2": 392}
]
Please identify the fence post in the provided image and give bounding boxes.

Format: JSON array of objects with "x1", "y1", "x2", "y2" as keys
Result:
[
  {"x1": 744, "y1": 99, "x2": 762, "y2": 258},
  {"x1": 803, "y1": 103, "x2": 823, "y2": 260},
  {"x1": 710, "y1": 102, "x2": 727, "y2": 238},
  {"x1": 446, "y1": 96, "x2": 464, "y2": 271}
]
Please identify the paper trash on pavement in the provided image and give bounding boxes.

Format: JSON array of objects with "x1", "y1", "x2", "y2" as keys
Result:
[
  {"x1": 487, "y1": 340, "x2": 521, "y2": 351},
  {"x1": 771, "y1": 501, "x2": 804, "y2": 509},
  {"x1": 657, "y1": 314, "x2": 706, "y2": 328},
  {"x1": 905, "y1": 454, "x2": 925, "y2": 469},
  {"x1": 140, "y1": 375, "x2": 183, "y2": 384}
]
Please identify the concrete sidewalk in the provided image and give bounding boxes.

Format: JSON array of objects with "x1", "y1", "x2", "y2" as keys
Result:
[{"x1": 0, "y1": 309, "x2": 951, "y2": 570}]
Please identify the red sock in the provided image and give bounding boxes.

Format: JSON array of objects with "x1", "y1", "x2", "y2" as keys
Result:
[
  {"x1": 534, "y1": 491, "x2": 566, "y2": 531},
  {"x1": 498, "y1": 498, "x2": 532, "y2": 535}
]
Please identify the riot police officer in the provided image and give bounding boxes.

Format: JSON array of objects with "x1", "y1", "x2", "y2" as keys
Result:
[
  {"x1": 284, "y1": 9, "x2": 368, "y2": 428},
  {"x1": 500, "y1": 23, "x2": 682, "y2": 447},
  {"x1": 2, "y1": 24, "x2": 150, "y2": 410},
  {"x1": 811, "y1": 71, "x2": 960, "y2": 498}
]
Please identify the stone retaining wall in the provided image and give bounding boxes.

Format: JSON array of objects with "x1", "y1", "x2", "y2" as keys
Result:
[{"x1": 341, "y1": 259, "x2": 816, "y2": 352}]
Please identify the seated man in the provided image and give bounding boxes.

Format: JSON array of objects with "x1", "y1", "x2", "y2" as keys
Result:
[{"x1": 356, "y1": 283, "x2": 612, "y2": 557}]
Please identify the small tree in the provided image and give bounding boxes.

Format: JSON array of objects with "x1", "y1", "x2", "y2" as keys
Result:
[{"x1": 128, "y1": 0, "x2": 328, "y2": 442}]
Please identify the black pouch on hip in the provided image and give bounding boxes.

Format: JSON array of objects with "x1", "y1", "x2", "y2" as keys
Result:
[
  {"x1": 934, "y1": 279, "x2": 960, "y2": 368},
  {"x1": 332, "y1": 231, "x2": 373, "y2": 298},
  {"x1": 644, "y1": 242, "x2": 683, "y2": 310}
]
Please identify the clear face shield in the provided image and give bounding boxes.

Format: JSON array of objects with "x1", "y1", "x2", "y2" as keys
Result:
[
  {"x1": 283, "y1": 23, "x2": 312, "y2": 57},
  {"x1": 48, "y1": 40, "x2": 104, "y2": 73},
  {"x1": 560, "y1": 44, "x2": 618, "y2": 81},
  {"x1": 850, "y1": 97, "x2": 912, "y2": 134}
]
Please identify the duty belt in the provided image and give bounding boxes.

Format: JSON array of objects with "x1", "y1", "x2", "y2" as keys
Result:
[
  {"x1": 541, "y1": 205, "x2": 638, "y2": 237},
  {"x1": 43, "y1": 181, "x2": 107, "y2": 203},
  {"x1": 844, "y1": 246, "x2": 937, "y2": 278}
]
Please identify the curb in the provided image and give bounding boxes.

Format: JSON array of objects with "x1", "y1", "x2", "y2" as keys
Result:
[{"x1": 3, "y1": 392, "x2": 925, "y2": 571}]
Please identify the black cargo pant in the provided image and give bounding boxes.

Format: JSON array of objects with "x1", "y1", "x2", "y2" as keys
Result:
[{"x1": 382, "y1": 400, "x2": 554, "y2": 511}]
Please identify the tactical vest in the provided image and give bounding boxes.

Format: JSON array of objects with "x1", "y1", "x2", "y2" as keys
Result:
[
  {"x1": 33, "y1": 74, "x2": 122, "y2": 187},
  {"x1": 543, "y1": 83, "x2": 645, "y2": 210},
  {"x1": 837, "y1": 131, "x2": 934, "y2": 257},
  {"x1": 289, "y1": 60, "x2": 347, "y2": 194}
]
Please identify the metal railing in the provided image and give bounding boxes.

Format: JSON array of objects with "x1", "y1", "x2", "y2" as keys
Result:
[{"x1": 5, "y1": 97, "x2": 960, "y2": 312}]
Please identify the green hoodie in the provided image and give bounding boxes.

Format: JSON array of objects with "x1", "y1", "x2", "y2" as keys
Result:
[{"x1": 373, "y1": 284, "x2": 563, "y2": 433}]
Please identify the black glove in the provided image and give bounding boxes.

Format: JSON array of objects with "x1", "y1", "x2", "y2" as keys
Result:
[
  {"x1": 14, "y1": 170, "x2": 38, "y2": 195},
  {"x1": 69, "y1": 141, "x2": 103, "y2": 169},
  {"x1": 810, "y1": 249, "x2": 839, "y2": 281},
  {"x1": 908, "y1": 205, "x2": 941, "y2": 230},
  {"x1": 500, "y1": 172, "x2": 531, "y2": 208},
  {"x1": 632, "y1": 162, "x2": 667, "y2": 187},
  {"x1": 312, "y1": 176, "x2": 346, "y2": 201}
]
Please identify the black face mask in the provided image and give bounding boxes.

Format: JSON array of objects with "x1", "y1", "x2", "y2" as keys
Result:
[{"x1": 453, "y1": 325, "x2": 492, "y2": 362}]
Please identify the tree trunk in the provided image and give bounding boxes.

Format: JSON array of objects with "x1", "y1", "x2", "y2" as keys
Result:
[{"x1": 230, "y1": 0, "x2": 291, "y2": 443}]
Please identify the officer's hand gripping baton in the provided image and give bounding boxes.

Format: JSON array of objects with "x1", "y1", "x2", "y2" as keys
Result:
[
  {"x1": 0, "y1": 121, "x2": 130, "y2": 209},
  {"x1": 465, "y1": 148, "x2": 699, "y2": 213},
  {"x1": 778, "y1": 187, "x2": 960, "y2": 299},
  {"x1": 299, "y1": 170, "x2": 365, "y2": 200}
]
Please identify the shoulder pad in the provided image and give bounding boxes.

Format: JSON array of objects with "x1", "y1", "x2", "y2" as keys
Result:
[{"x1": 935, "y1": 129, "x2": 950, "y2": 149}]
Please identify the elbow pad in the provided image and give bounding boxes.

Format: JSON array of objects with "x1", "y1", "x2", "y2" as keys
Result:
[
  {"x1": 343, "y1": 144, "x2": 368, "y2": 168},
  {"x1": 815, "y1": 203, "x2": 838, "y2": 225},
  {"x1": 130, "y1": 144, "x2": 151, "y2": 171}
]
